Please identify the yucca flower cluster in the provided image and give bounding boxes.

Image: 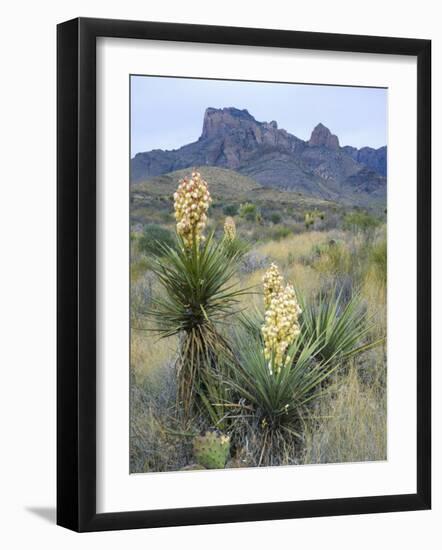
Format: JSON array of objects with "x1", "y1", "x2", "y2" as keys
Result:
[
  {"x1": 262, "y1": 262, "x2": 284, "y2": 309},
  {"x1": 173, "y1": 171, "x2": 212, "y2": 248},
  {"x1": 224, "y1": 216, "x2": 236, "y2": 241},
  {"x1": 261, "y1": 265, "x2": 302, "y2": 373}
]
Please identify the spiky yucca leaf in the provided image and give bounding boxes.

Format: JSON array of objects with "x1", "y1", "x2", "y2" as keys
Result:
[
  {"x1": 227, "y1": 332, "x2": 337, "y2": 430},
  {"x1": 238, "y1": 287, "x2": 380, "y2": 366},
  {"x1": 146, "y1": 232, "x2": 252, "y2": 417},
  {"x1": 298, "y1": 288, "x2": 383, "y2": 363},
  {"x1": 222, "y1": 331, "x2": 339, "y2": 465},
  {"x1": 221, "y1": 235, "x2": 250, "y2": 261},
  {"x1": 147, "y1": 232, "x2": 250, "y2": 337}
]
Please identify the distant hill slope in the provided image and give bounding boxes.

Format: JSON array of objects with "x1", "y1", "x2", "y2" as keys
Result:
[
  {"x1": 132, "y1": 166, "x2": 260, "y2": 200},
  {"x1": 130, "y1": 166, "x2": 349, "y2": 228},
  {"x1": 131, "y1": 107, "x2": 387, "y2": 207}
]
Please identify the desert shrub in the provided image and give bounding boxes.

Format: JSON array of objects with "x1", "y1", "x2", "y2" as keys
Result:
[
  {"x1": 159, "y1": 211, "x2": 174, "y2": 224},
  {"x1": 343, "y1": 211, "x2": 380, "y2": 232},
  {"x1": 312, "y1": 239, "x2": 354, "y2": 279},
  {"x1": 270, "y1": 212, "x2": 282, "y2": 224},
  {"x1": 304, "y1": 210, "x2": 324, "y2": 229},
  {"x1": 239, "y1": 202, "x2": 259, "y2": 222},
  {"x1": 271, "y1": 226, "x2": 291, "y2": 241},
  {"x1": 240, "y1": 250, "x2": 269, "y2": 274},
  {"x1": 139, "y1": 224, "x2": 175, "y2": 257},
  {"x1": 223, "y1": 204, "x2": 239, "y2": 216}
]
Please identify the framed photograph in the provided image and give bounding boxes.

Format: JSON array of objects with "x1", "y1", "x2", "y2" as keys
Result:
[{"x1": 57, "y1": 17, "x2": 431, "y2": 532}]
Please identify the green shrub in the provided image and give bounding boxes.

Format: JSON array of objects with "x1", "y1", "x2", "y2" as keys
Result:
[
  {"x1": 239, "y1": 202, "x2": 259, "y2": 222},
  {"x1": 139, "y1": 224, "x2": 175, "y2": 257},
  {"x1": 271, "y1": 226, "x2": 291, "y2": 241},
  {"x1": 343, "y1": 211, "x2": 380, "y2": 232},
  {"x1": 270, "y1": 212, "x2": 282, "y2": 224},
  {"x1": 223, "y1": 204, "x2": 239, "y2": 216}
]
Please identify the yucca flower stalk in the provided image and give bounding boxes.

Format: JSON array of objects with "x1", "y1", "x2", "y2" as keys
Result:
[
  {"x1": 224, "y1": 216, "x2": 236, "y2": 241},
  {"x1": 262, "y1": 263, "x2": 284, "y2": 309},
  {"x1": 221, "y1": 216, "x2": 250, "y2": 261},
  {"x1": 216, "y1": 264, "x2": 335, "y2": 465},
  {"x1": 174, "y1": 171, "x2": 211, "y2": 248},
  {"x1": 147, "y1": 173, "x2": 250, "y2": 418},
  {"x1": 262, "y1": 283, "x2": 302, "y2": 373}
]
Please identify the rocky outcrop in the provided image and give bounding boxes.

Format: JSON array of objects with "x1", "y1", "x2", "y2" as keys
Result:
[
  {"x1": 341, "y1": 145, "x2": 387, "y2": 177},
  {"x1": 308, "y1": 123, "x2": 340, "y2": 151},
  {"x1": 131, "y1": 107, "x2": 387, "y2": 207}
]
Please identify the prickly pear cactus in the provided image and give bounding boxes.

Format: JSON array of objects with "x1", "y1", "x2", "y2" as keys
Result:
[{"x1": 192, "y1": 431, "x2": 230, "y2": 469}]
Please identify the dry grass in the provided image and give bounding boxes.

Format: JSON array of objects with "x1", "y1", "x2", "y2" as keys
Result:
[
  {"x1": 256, "y1": 230, "x2": 334, "y2": 266},
  {"x1": 131, "y1": 327, "x2": 178, "y2": 384},
  {"x1": 130, "y1": 223, "x2": 387, "y2": 471},
  {"x1": 303, "y1": 363, "x2": 387, "y2": 464}
]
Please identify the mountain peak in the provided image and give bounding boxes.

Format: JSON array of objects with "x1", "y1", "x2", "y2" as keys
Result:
[
  {"x1": 201, "y1": 107, "x2": 258, "y2": 140},
  {"x1": 309, "y1": 123, "x2": 340, "y2": 150}
]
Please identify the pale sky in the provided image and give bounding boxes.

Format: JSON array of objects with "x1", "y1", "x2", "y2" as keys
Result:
[{"x1": 131, "y1": 75, "x2": 387, "y2": 157}]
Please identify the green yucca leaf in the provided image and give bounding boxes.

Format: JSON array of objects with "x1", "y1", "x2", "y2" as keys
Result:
[
  {"x1": 297, "y1": 287, "x2": 384, "y2": 362},
  {"x1": 144, "y1": 231, "x2": 254, "y2": 417},
  {"x1": 145, "y1": 232, "x2": 253, "y2": 337},
  {"x1": 225, "y1": 330, "x2": 338, "y2": 430}
]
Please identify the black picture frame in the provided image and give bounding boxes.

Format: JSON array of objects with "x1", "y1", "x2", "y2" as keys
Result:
[{"x1": 57, "y1": 17, "x2": 431, "y2": 532}]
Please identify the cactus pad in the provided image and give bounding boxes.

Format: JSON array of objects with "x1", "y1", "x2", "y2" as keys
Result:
[{"x1": 192, "y1": 431, "x2": 230, "y2": 469}]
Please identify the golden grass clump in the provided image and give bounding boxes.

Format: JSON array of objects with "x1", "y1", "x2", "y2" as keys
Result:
[
  {"x1": 257, "y1": 231, "x2": 331, "y2": 266},
  {"x1": 303, "y1": 365, "x2": 387, "y2": 464},
  {"x1": 130, "y1": 326, "x2": 177, "y2": 384}
]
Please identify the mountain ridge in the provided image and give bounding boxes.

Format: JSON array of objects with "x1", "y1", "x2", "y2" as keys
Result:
[{"x1": 131, "y1": 107, "x2": 386, "y2": 207}]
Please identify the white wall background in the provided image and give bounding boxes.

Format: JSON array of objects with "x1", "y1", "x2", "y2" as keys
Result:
[{"x1": 0, "y1": 1, "x2": 439, "y2": 548}]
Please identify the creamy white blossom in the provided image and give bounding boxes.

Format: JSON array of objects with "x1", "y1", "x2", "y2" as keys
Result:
[
  {"x1": 174, "y1": 172, "x2": 212, "y2": 247},
  {"x1": 224, "y1": 216, "x2": 236, "y2": 241},
  {"x1": 262, "y1": 263, "x2": 284, "y2": 310},
  {"x1": 261, "y1": 266, "x2": 302, "y2": 373}
]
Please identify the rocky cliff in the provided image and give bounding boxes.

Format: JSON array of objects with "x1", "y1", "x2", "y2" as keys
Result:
[{"x1": 131, "y1": 107, "x2": 387, "y2": 206}]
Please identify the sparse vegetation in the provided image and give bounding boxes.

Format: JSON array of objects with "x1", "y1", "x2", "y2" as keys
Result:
[
  {"x1": 130, "y1": 170, "x2": 387, "y2": 472},
  {"x1": 138, "y1": 224, "x2": 175, "y2": 257},
  {"x1": 223, "y1": 204, "x2": 239, "y2": 216},
  {"x1": 239, "y1": 202, "x2": 259, "y2": 222}
]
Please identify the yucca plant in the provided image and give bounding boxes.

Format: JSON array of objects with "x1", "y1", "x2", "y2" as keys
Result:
[
  {"x1": 225, "y1": 331, "x2": 338, "y2": 465},
  {"x1": 220, "y1": 216, "x2": 250, "y2": 260},
  {"x1": 147, "y1": 232, "x2": 250, "y2": 417},
  {"x1": 238, "y1": 262, "x2": 380, "y2": 367},
  {"x1": 145, "y1": 172, "x2": 251, "y2": 418},
  {"x1": 297, "y1": 287, "x2": 383, "y2": 363}
]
